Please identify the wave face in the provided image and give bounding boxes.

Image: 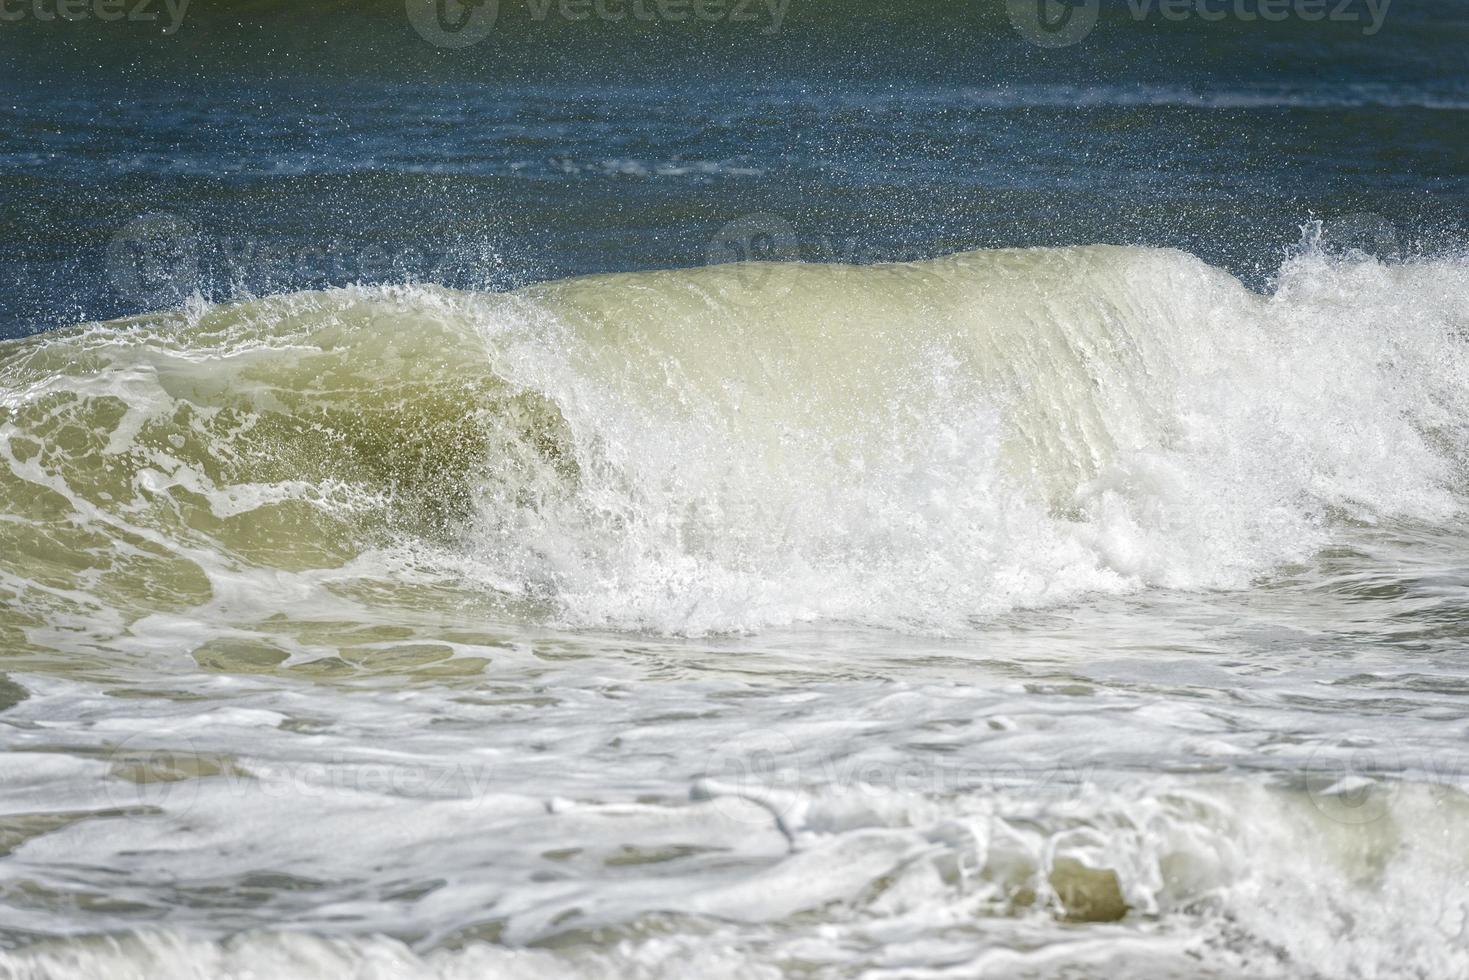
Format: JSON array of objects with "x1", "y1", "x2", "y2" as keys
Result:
[{"x1": 1, "y1": 245, "x2": 1467, "y2": 636}]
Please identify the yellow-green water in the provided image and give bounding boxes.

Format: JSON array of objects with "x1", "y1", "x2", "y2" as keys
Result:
[{"x1": 1, "y1": 247, "x2": 1468, "y2": 977}]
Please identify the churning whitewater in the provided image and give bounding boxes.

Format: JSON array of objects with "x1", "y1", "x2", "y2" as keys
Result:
[
  {"x1": 1, "y1": 244, "x2": 1465, "y2": 638},
  {"x1": 1, "y1": 244, "x2": 1468, "y2": 980}
]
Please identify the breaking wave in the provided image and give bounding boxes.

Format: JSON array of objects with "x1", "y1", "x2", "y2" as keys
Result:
[{"x1": 2, "y1": 243, "x2": 1466, "y2": 636}]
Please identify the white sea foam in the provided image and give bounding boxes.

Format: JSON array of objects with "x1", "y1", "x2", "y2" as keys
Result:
[
  {"x1": 2, "y1": 245, "x2": 1467, "y2": 977},
  {"x1": 2, "y1": 245, "x2": 1466, "y2": 638}
]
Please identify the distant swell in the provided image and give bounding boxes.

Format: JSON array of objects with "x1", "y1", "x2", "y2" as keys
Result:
[{"x1": 1, "y1": 244, "x2": 1466, "y2": 636}]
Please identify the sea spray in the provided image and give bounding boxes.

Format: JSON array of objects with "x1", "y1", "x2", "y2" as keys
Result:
[{"x1": 1, "y1": 245, "x2": 1466, "y2": 637}]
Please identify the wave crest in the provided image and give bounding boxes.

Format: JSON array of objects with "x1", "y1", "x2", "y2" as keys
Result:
[{"x1": 1, "y1": 246, "x2": 1466, "y2": 635}]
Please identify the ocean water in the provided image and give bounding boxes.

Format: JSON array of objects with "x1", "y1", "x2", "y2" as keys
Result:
[{"x1": 1, "y1": 3, "x2": 1468, "y2": 978}]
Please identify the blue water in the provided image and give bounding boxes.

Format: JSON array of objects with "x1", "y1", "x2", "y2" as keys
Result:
[{"x1": 1, "y1": 1, "x2": 1465, "y2": 336}]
